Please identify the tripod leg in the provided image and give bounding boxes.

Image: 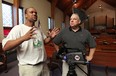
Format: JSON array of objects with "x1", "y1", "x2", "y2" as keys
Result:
[
  {"x1": 87, "y1": 63, "x2": 91, "y2": 76},
  {"x1": 76, "y1": 64, "x2": 88, "y2": 76},
  {"x1": 67, "y1": 64, "x2": 77, "y2": 76}
]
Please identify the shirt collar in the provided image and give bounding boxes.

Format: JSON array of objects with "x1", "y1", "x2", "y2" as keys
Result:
[{"x1": 69, "y1": 26, "x2": 82, "y2": 32}]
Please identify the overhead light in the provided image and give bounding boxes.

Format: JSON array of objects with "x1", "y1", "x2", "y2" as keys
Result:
[
  {"x1": 72, "y1": 0, "x2": 77, "y2": 3},
  {"x1": 98, "y1": 4, "x2": 102, "y2": 8}
]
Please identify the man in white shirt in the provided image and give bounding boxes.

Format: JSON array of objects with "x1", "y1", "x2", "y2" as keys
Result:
[{"x1": 2, "y1": 7, "x2": 59, "y2": 76}]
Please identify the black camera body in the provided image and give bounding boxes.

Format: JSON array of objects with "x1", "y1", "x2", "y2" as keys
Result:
[
  {"x1": 64, "y1": 52, "x2": 86, "y2": 64},
  {"x1": 56, "y1": 46, "x2": 87, "y2": 64},
  {"x1": 56, "y1": 46, "x2": 88, "y2": 76}
]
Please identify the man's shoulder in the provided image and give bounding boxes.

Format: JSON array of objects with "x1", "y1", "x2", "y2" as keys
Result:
[
  {"x1": 12, "y1": 24, "x2": 26, "y2": 29},
  {"x1": 13, "y1": 24, "x2": 24, "y2": 28}
]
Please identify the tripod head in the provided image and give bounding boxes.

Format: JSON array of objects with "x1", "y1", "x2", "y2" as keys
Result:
[{"x1": 67, "y1": 63, "x2": 77, "y2": 76}]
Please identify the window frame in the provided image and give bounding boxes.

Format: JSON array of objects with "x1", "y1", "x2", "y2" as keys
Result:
[
  {"x1": 2, "y1": 1, "x2": 24, "y2": 37},
  {"x1": 18, "y1": 7, "x2": 24, "y2": 24},
  {"x1": 2, "y1": 1, "x2": 13, "y2": 29},
  {"x1": 48, "y1": 17, "x2": 55, "y2": 30}
]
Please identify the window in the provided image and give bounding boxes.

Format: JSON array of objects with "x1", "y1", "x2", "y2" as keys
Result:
[
  {"x1": 19, "y1": 7, "x2": 24, "y2": 24},
  {"x1": 2, "y1": 1, "x2": 24, "y2": 36},
  {"x1": 2, "y1": 2, "x2": 13, "y2": 27},
  {"x1": 2, "y1": 2, "x2": 24, "y2": 27},
  {"x1": 48, "y1": 17, "x2": 51, "y2": 29},
  {"x1": 48, "y1": 17, "x2": 54, "y2": 29}
]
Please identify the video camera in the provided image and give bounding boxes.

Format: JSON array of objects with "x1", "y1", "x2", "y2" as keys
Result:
[
  {"x1": 56, "y1": 46, "x2": 89, "y2": 76},
  {"x1": 56, "y1": 46, "x2": 87, "y2": 64}
]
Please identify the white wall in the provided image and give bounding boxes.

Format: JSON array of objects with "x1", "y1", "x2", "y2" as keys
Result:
[
  {"x1": 87, "y1": 0, "x2": 115, "y2": 18},
  {"x1": 86, "y1": 0, "x2": 115, "y2": 26},
  {"x1": 54, "y1": 8, "x2": 63, "y2": 28},
  {"x1": 21, "y1": 0, "x2": 64, "y2": 34},
  {"x1": 20, "y1": 0, "x2": 51, "y2": 35}
]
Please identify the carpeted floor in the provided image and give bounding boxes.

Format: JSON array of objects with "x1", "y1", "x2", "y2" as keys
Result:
[
  {"x1": 0, "y1": 60, "x2": 116, "y2": 76},
  {"x1": 0, "y1": 60, "x2": 19, "y2": 76},
  {"x1": 0, "y1": 60, "x2": 62, "y2": 76}
]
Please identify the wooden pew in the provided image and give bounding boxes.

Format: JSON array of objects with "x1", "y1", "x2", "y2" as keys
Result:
[
  {"x1": 91, "y1": 50, "x2": 116, "y2": 68},
  {"x1": 45, "y1": 42, "x2": 56, "y2": 58},
  {"x1": 0, "y1": 43, "x2": 7, "y2": 72}
]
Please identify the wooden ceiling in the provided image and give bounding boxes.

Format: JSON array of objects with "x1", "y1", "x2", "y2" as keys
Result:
[{"x1": 48, "y1": 0, "x2": 116, "y2": 16}]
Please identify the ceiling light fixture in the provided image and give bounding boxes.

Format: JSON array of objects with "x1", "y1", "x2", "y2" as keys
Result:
[
  {"x1": 98, "y1": 5, "x2": 102, "y2": 8},
  {"x1": 72, "y1": 0, "x2": 77, "y2": 3}
]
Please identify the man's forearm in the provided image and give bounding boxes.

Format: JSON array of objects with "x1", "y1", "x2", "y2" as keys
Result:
[
  {"x1": 44, "y1": 36, "x2": 52, "y2": 44},
  {"x1": 3, "y1": 36, "x2": 25, "y2": 51},
  {"x1": 86, "y1": 48, "x2": 96, "y2": 61},
  {"x1": 89, "y1": 48, "x2": 96, "y2": 57}
]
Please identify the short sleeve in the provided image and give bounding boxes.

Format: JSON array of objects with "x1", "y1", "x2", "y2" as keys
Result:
[{"x1": 2, "y1": 26, "x2": 21, "y2": 48}]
